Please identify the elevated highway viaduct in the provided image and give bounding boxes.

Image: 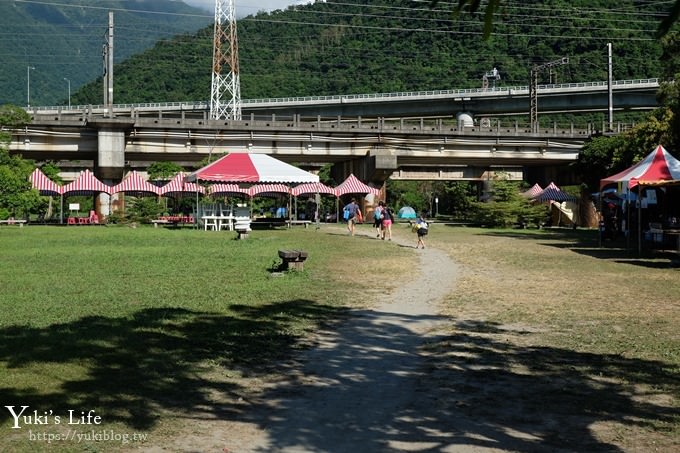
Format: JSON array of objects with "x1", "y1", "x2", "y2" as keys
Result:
[{"x1": 10, "y1": 78, "x2": 658, "y2": 185}]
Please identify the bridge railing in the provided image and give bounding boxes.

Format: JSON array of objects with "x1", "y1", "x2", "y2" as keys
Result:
[{"x1": 28, "y1": 78, "x2": 659, "y2": 113}]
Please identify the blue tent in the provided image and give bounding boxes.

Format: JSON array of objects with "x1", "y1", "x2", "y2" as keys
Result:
[{"x1": 398, "y1": 206, "x2": 417, "y2": 219}]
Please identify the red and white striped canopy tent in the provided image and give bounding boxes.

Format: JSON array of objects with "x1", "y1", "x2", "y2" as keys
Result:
[
  {"x1": 186, "y1": 152, "x2": 318, "y2": 184},
  {"x1": 291, "y1": 182, "x2": 336, "y2": 197},
  {"x1": 334, "y1": 174, "x2": 380, "y2": 197},
  {"x1": 522, "y1": 183, "x2": 543, "y2": 198},
  {"x1": 110, "y1": 171, "x2": 160, "y2": 196},
  {"x1": 533, "y1": 182, "x2": 576, "y2": 203},
  {"x1": 62, "y1": 169, "x2": 112, "y2": 195},
  {"x1": 600, "y1": 145, "x2": 680, "y2": 188},
  {"x1": 159, "y1": 172, "x2": 205, "y2": 196},
  {"x1": 248, "y1": 184, "x2": 291, "y2": 197},
  {"x1": 208, "y1": 183, "x2": 249, "y2": 197},
  {"x1": 29, "y1": 168, "x2": 62, "y2": 195}
]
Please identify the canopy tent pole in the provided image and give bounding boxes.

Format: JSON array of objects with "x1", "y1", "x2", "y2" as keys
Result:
[
  {"x1": 315, "y1": 192, "x2": 321, "y2": 230},
  {"x1": 60, "y1": 194, "x2": 64, "y2": 224},
  {"x1": 638, "y1": 188, "x2": 642, "y2": 255}
]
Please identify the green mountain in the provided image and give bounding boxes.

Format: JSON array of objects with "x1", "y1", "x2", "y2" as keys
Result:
[
  {"x1": 0, "y1": 0, "x2": 211, "y2": 106},
  {"x1": 50, "y1": 1, "x2": 676, "y2": 106}
]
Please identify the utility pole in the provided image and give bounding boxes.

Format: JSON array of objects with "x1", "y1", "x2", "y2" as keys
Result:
[
  {"x1": 210, "y1": 0, "x2": 241, "y2": 120},
  {"x1": 530, "y1": 57, "x2": 568, "y2": 133},
  {"x1": 607, "y1": 42, "x2": 613, "y2": 131},
  {"x1": 102, "y1": 12, "x2": 114, "y2": 115},
  {"x1": 27, "y1": 66, "x2": 35, "y2": 107}
]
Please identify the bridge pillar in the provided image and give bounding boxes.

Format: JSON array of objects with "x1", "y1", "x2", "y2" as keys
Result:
[
  {"x1": 97, "y1": 127, "x2": 126, "y2": 179},
  {"x1": 94, "y1": 122, "x2": 130, "y2": 219}
]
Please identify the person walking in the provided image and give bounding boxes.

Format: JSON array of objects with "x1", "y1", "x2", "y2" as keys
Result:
[
  {"x1": 343, "y1": 198, "x2": 361, "y2": 236},
  {"x1": 373, "y1": 201, "x2": 384, "y2": 238},
  {"x1": 381, "y1": 204, "x2": 394, "y2": 241},
  {"x1": 415, "y1": 211, "x2": 428, "y2": 249}
]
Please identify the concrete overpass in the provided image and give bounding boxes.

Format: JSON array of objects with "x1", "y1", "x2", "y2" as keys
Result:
[
  {"x1": 12, "y1": 78, "x2": 658, "y2": 185},
  {"x1": 29, "y1": 78, "x2": 659, "y2": 120}
]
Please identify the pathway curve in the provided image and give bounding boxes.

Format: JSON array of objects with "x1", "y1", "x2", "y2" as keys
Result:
[{"x1": 228, "y1": 229, "x2": 461, "y2": 452}]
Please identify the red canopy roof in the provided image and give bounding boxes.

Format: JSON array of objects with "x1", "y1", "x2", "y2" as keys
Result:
[
  {"x1": 110, "y1": 171, "x2": 159, "y2": 195},
  {"x1": 248, "y1": 184, "x2": 290, "y2": 197},
  {"x1": 334, "y1": 174, "x2": 380, "y2": 196},
  {"x1": 186, "y1": 153, "x2": 319, "y2": 184},
  {"x1": 600, "y1": 145, "x2": 680, "y2": 188},
  {"x1": 29, "y1": 168, "x2": 62, "y2": 195},
  {"x1": 533, "y1": 182, "x2": 576, "y2": 202},
  {"x1": 62, "y1": 169, "x2": 111, "y2": 195},
  {"x1": 522, "y1": 183, "x2": 543, "y2": 198},
  {"x1": 159, "y1": 172, "x2": 205, "y2": 196},
  {"x1": 208, "y1": 183, "x2": 248, "y2": 196},
  {"x1": 291, "y1": 182, "x2": 336, "y2": 197}
]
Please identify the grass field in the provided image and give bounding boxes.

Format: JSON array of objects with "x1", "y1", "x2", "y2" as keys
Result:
[{"x1": 0, "y1": 223, "x2": 677, "y2": 451}]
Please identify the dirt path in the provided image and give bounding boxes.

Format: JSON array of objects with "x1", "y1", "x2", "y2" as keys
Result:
[{"x1": 214, "y1": 230, "x2": 462, "y2": 452}]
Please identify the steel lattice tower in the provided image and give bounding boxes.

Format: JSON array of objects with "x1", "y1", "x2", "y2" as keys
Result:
[{"x1": 210, "y1": 0, "x2": 241, "y2": 120}]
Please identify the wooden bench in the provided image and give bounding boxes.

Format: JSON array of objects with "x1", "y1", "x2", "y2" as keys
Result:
[
  {"x1": 278, "y1": 249, "x2": 308, "y2": 271},
  {"x1": 0, "y1": 219, "x2": 27, "y2": 227},
  {"x1": 287, "y1": 220, "x2": 311, "y2": 227}
]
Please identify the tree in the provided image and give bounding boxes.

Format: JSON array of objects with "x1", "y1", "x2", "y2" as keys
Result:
[
  {"x1": 0, "y1": 105, "x2": 40, "y2": 219},
  {"x1": 429, "y1": 0, "x2": 679, "y2": 39},
  {"x1": 147, "y1": 161, "x2": 184, "y2": 181}
]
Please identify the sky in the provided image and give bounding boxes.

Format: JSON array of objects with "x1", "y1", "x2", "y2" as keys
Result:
[{"x1": 184, "y1": 0, "x2": 309, "y2": 17}]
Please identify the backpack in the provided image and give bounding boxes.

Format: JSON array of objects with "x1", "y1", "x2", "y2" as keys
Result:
[{"x1": 374, "y1": 208, "x2": 382, "y2": 220}]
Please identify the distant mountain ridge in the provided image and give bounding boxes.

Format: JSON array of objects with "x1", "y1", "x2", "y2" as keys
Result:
[{"x1": 0, "y1": 0, "x2": 211, "y2": 106}]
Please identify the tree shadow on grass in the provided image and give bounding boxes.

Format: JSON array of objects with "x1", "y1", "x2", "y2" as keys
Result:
[
  {"x1": 242, "y1": 312, "x2": 678, "y2": 452},
  {"x1": 0, "y1": 301, "x2": 344, "y2": 431}
]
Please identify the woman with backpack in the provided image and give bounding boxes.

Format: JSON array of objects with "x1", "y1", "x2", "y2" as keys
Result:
[
  {"x1": 415, "y1": 211, "x2": 428, "y2": 249},
  {"x1": 373, "y1": 201, "x2": 384, "y2": 238},
  {"x1": 381, "y1": 204, "x2": 394, "y2": 241}
]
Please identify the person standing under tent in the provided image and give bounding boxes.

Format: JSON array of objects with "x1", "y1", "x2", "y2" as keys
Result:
[{"x1": 343, "y1": 198, "x2": 361, "y2": 236}]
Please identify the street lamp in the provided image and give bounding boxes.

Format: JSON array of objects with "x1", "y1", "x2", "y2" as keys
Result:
[
  {"x1": 64, "y1": 78, "x2": 71, "y2": 108},
  {"x1": 27, "y1": 66, "x2": 35, "y2": 107}
]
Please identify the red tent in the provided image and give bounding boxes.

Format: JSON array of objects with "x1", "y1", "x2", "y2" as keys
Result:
[
  {"x1": 334, "y1": 174, "x2": 380, "y2": 196},
  {"x1": 208, "y1": 183, "x2": 248, "y2": 197},
  {"x1": 29, "y1": 168, "x2": 62, "y2": 195},
  {"x1": 291, "y1": 182, "x2": 336, "y2": 197},
  {"x1": 533, "y1": 182, "x2": 576, "y2": 203},
  {"x1": 62, "y1": 169, "x2": 111, "y2": 195},
  {"x1": 522, "y1": 183, "x2": 543, "y2": 198},
  {"x1": 186, "y1": 153, "x2": 318, "y2": 184},
  {"x1": 600, "y1": 145, "x2": 680, "y2": 188},
  {"x1": 110, "y1": 171, "x2": 160, "y2": 196},
  {"x1": 160, "y1": 172, "x2": 205, "y2": 196},
  {"x1": 248, "y1": 184, "x2": 290, "y2": 197}
]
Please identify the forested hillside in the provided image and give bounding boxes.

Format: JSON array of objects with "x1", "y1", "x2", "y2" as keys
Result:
[
  {"x1": 71, "y1": 0, "x2": 669, "y2": 106},
  {"x1": 0, "y1": 0, "x2": 211, "y2": 106}
]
